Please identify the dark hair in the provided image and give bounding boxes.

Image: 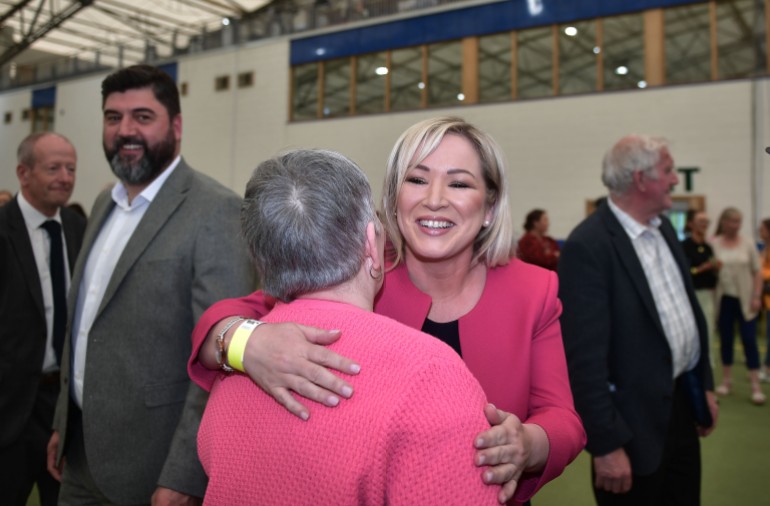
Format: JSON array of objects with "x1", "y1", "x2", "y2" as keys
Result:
[
  {"x1": 762, "y1": 218, "x2": 770, "y2": 234},
  {"x1": 101, "y1": 65, "x2": 180, "y2": 118},
  {"x1": 67, "y1": 202, "x2": 87, "y2": 218},
  {"x1": 524, "y1": 209, "x2": 545, "y2": 232},
  {"x1": 685, "y1": 209, "x2": 697, "y2": 233}
]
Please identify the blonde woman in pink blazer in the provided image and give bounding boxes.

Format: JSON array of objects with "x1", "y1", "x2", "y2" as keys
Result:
[{"x1": 189, "y1": 117, "x2": 585, "y2": 505}]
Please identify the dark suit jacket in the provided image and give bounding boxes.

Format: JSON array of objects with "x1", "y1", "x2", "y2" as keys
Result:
[
  {"x1": 0, "y1": 197, "x2": 86, "y2": 447},
  {"x1": 52, "y1": 160, "x2": 256, "y2": 503},
  {"x1": 557, "y1": 202, "x2": 714, "y2": 475}
]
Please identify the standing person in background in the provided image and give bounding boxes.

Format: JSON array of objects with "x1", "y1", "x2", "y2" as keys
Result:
[
  {"x1": 0, "y1": 189, "x2": 13, "y2": 206},
  {"x1": 46, "y1": 65, "x2": 255, "y2": 505},
  {"x1": 0, "y1": 133, "x2": 86, "y2": 506},
  {"x1": 681, "y1": 210, "x2": 720, "y2": 340},
  {"x1": 759, "y1": 218, "x2": 770, "y2": 383},
  {"x1": 559, "y1": 134, "x2": 717, "y2": 505},
  {"x1": 712, "y1": 207, "x2": 766, "y2": 405},
  {"x1": 516, "y1": 209, "x2": 560, "y2": 270},
  {"x1": 189, "y1": 116, "x2": 585, "y2": 505}
]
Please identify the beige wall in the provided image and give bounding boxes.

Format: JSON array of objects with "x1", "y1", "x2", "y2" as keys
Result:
[{"x1": 2, "y1": 36, "x2": 768, "y2": 240}]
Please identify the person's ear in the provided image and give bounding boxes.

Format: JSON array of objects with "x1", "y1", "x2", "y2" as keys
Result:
[
  {"x1": 16, "y1": 164, "x2": 30, "y2": 188},
  {"x1": 365, "y1": 221, "x2": 382, "y2": 270},
  {"x1": 172, "y1": 114, "x2": 182, "y2": 144}
]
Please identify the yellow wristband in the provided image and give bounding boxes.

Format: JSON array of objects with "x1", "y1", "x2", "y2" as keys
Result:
[{"x1": 227, "y1": 319, "x2": 262, "y2": 373}]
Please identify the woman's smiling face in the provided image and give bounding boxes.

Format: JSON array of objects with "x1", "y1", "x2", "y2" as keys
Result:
[{"x1": 396, "y1": 133, "x2": 491, "y2": 264}]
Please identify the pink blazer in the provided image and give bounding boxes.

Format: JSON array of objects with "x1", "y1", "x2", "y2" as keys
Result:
[
  {"x1": 375, "y1": 260, "x2": 585, "y2": 500},
  {"x1": 188, "y1": 259, "x2": 585, "y2": 503}
]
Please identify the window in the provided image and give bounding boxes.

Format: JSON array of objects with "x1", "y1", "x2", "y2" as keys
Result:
[
  {"x1": 323, "y1": 58, "x2": 351, "y2": 117},
  {"x1": 287, "y1": 1, "x2": 770, "y2": 121},
  {"x1": 479, "y1": 33, "x2": 512, "y2": 103},
  {"x1": 716, "y1": 0, "x2": 766, "y2": 79},
  {"x1": 602, "y1": 13, "x2": 645, "y2": 90},
  {"x1": 390, "y1": 46, "x2": 424, "y2": 112},
  {"x1": 292, "y1": 63, "x2": 319, "y2": 120},
  {"x1": 517, "y1": 26, "x2": 554, "y2": 99},
  {"x1": 665, "y1": 3, "x2": 711, "y2": 84},
  {"x1": 238, "y1": 71, "x2": 255, "y2": 88},
  {"x1": 31, "y1": 107, "x2": 54, "y2": 133},
  {"x1": 355, "y1": 52, "x2": 388, "y2": 115},
  {"x1": 215, "y1": 75, "x2": 230, "y2": 91},
  {"x1": 559, "y1": 20, "x2": 597, "y2": 95},
  {"x1": 427, "y1": 40, "x2": 462, "y2": 107}
]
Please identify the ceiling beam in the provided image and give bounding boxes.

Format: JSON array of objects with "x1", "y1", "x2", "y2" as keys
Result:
[
  {"x1": 0, "y1": 0, "x2": 94, "y2": 67},
  {"x1": 0, "y1": 0, "x2": 35, "y2": 25}
]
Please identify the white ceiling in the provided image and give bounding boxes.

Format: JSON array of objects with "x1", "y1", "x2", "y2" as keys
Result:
[{"x1": 1, "y1": 0, "x2": 272, "y2": 67}]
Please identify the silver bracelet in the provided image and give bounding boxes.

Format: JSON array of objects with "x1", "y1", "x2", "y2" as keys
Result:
[{"x1": 215, "y1": 316, "x2": 245, "y2": 372}]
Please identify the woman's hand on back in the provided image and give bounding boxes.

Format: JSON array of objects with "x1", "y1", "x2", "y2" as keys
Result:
[
  {"x1": 473, "y1": 403, "x2": 550, "y2": 504},
  {"x1": 242, "y1": 323, "x2": 361, "y2": 421}
]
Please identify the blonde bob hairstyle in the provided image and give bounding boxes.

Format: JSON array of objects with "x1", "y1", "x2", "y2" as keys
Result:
[{"x1": 381, "y1": 116, "x2": 514, "y2": 269}]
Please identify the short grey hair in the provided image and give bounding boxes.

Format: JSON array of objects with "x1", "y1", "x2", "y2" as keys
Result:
[
  {"x1": 241, "y1": 149, "x2": 378, "y2": 302},
  {"x1": 17, "y1": 132, "x2": 73, "y2": 167},
  {"x1": 601, "y1": 135, "x2": 669, "y2": 195}
]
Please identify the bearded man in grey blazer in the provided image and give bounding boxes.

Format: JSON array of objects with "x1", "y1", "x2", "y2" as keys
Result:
[{"x1": 47, "y1": 65, "x2": 256, "y2": 505}]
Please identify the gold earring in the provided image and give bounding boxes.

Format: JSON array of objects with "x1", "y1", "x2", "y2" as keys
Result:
[{"x1": 369, "y1": 264, "x2": 383, "y2": 281}]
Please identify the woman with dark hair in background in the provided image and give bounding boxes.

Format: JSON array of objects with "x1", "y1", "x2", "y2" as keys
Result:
[
  {"x1": 681, "y1": 210, "x2": 720, "y2": 340},
  {"x1": 712, "y1": 207, "x2": 765, "y2": 405},
  {"x1": 516, "y1": 209, "x2": 560, "y2": 271}
]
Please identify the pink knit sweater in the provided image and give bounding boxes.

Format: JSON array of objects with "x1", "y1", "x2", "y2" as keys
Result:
[{"x1": 198, "y1": 299, "x2": 500, "y2": 505}]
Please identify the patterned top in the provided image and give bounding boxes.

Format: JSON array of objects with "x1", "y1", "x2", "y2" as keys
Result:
[
  {"x1": 199, "y1": 298, "x2": 499, "y2": 506},
  {"x1": 607, "y1": 198, "x2": 699, "y2": 377}
]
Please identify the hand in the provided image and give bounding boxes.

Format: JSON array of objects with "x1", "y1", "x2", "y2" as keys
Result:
[
  {"x1": 697, "y1": 390, "x2": 719, "y2": 437},
  {"x1": 593, "y1": 448, "x2": 632, "y2": 494},
  {"x1": 752, "y1": 296, "x2": 762, "y2": 312},
  {"x1": 151, "y1": 487, "x2": 201, "y2": 506},
  {"x1": 46, "y1": 431, "x2": 64, "y2": 482},
  {"x1": 243, "y1": 323, "x2": 361, "y2": 421},
  {"x1": 473, "y1": 404, "x2": 546, "y2": 504}
]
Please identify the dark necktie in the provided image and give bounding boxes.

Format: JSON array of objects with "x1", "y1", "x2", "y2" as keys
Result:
[{"x1": 41, "y1": 220, "x2": 66, "y2": 364}]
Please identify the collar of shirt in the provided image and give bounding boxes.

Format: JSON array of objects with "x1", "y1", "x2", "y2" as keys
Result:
[
  {"x1": 607, "y1": 195, "x2": 662, "y2": 240},
  {"x1": 17, "y1": 191, "x2": 62, "y2": 229},
  {"x1": 110, "y1": 155, "x2": 181, "y2": 211}
]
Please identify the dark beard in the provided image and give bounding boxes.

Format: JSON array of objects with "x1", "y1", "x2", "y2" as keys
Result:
[{"x1": 104, "y1": 128, "x2": 176, "y2": 185}]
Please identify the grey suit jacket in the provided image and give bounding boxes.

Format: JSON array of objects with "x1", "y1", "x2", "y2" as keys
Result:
[
  {"x1": 0, "y1": 197, "x2": 85, "y2": 446},
  {"x1": 558, "y1": 202, "x2": 713, "y2": 475},
  {"x1": 53, "y1": 160, "x2": 256, "y2": 503}
]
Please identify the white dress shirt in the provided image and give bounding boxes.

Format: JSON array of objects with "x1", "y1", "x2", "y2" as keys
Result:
[
  {"x1": 71, "y1": 157, "x2": 180, "y2": 407},
  {"x1": 17, "y1": 192, "x2": 72, "y2": 373},
  {"x1": 608, "y1": 197, "x2": 700, "y2": 378}
]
